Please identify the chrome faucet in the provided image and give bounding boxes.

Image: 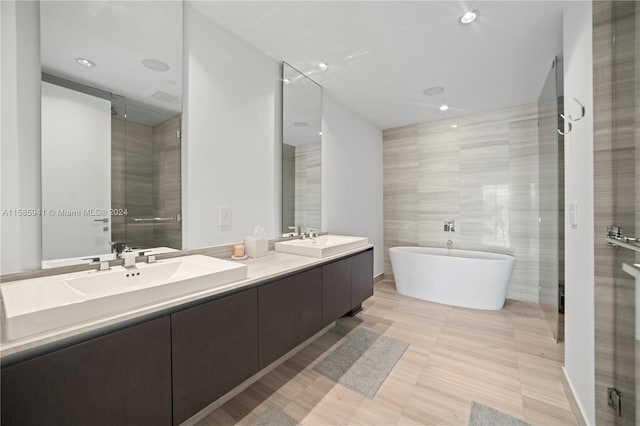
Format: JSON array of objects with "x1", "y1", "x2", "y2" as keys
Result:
[
  {"x1": 444, "y1": 219, "x2": 456, "y2": 232},
  {"x1": 110, "y1": 241, "x2": 127, "y2": 255},
  {"x1": 286, "y1": 226, "x2": 298, "y2": 237},
  {"x1": 119, "y1": 247, "x2": 137, "y2": 268},
  {"x1": 140, "y1": 250, "x2": 157, "y2": 264},
  {"x1": 83, "y1": 256, "x2": 110, "y2": 271}
]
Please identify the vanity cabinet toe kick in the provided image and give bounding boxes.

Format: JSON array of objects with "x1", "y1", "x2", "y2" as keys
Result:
[{"x1": 1, "y1": 248, "x2": 373, "y2": 426}]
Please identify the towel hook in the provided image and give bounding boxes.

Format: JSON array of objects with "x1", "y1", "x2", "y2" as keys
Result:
[
  {"x1": 556, "y1": 97, "x2": 585, "y2": 136},
  {"x1": 564, "y1": 97, "x2": 585, "y2": 122},
  {"x1": 560, "y1": 97, "x2": 586, "y2": 123},
  {"x1": 557, "y1": 116, "x2": 572, "y2": 136}
]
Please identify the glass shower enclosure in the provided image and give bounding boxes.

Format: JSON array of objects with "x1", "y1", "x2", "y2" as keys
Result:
[{"x1": 538, "y1": 56, "x2": 565, "y2": 342}]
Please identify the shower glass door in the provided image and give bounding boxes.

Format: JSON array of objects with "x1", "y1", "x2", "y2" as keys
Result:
[{"x1": 538, "y1": 57, "x2": 564, "y2": 342}]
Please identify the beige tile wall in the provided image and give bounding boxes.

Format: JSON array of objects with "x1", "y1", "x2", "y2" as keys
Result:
[
  {"x1": 294, "y1": 143, "x2": 322, "y2": 230},
  {"x1": 593, "y1": 2, "x2": 637, "y2": 424},
  {"x1": 282, "y1": 143, "x2": 296, "y2": 231},
  {"x1": 122, "y1": 119, "x2": 155, "y2": 248},
  {"x1": 111, "y1": 114, "x2": 182, "y2": 251},
  {"x1": 111, "y1": 118, "x2": 127, "y2": 244},
  {"x1": 383, "y1": 102, "x2": 540, "y2": 302},
  {"x1": 152, "y1": 115, "x2": 182, "y2": 249}
]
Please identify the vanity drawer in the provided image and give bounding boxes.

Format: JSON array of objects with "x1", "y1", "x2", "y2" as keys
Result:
[
  {"x1": 171, "y1": 288, "x2": 259, "y2": 425},
  {"x1": 1, "y1": 317, "x2": 172, "y2": 426},
  {"x1": 258, "y1": 268, "x2": 322, "y2": 369}
]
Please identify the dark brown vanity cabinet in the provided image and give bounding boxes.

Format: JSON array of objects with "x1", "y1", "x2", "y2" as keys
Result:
[
  {"x1": 258, "y1": 268, "x2": 322, "y2": 369},
  {"x1": 171, "y1": 289, "x2": 259, "y2": 425},
  {"x1": 351, "y1": 249, "x2": 374, "y2": 310},
  {"x1": 0, "y1": 249, "x2": 373, "y2": 426},
  {"x1": 0, "y1": 317, "x2": 172, "y2": 426},
  {"x1": 321, "y1": 257, "x2": 352, "y2": 326},
  {"x1": 321, "y1": 248, "x2": 374, "y2": 324}
]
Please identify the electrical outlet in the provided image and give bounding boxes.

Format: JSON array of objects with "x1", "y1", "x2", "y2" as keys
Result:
[{"x1": 219, "y1": 207, "x2": 232, "y2": 227}]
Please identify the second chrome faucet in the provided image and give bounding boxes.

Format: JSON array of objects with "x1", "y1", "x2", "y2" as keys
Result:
[{"x1": 444, "y1": 219, "x2": 456, "y2": 232}]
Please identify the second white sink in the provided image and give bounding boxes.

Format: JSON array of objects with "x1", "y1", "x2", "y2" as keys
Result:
[{"x1": 275, "y1": 235, "x2": 368, "y2": 258}]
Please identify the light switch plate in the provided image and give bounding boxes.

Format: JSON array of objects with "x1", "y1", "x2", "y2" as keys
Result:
[{"x1": 219, "y1": 207, "x2": 232, "y2": 227}]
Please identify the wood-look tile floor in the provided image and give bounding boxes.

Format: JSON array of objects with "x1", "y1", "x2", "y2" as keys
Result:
[{"x1": 197, "y1": 280, "x2": 577, "y2": 426}]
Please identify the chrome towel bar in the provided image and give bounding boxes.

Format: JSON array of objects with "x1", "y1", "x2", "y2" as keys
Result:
[{"x1": 132, "y1": 217, "x2": 174, "y2": 223}]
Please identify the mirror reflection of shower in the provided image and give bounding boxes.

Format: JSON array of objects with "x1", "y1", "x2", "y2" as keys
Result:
[
  {"x1": 111, "y1": 101, "x2": 182, "y2": 253},
  {"x1": 39, "y1": 73, "x2": 182, "y2": 268},
  {"x1": 39, "y1": 0, "x2": 183, "y2": 268}
]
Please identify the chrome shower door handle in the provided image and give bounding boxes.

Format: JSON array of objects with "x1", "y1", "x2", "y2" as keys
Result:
[
  {"x1": 607, "y1": 225, "x2": 640, "y2": 242},
  {"x1": 607, "y1": 225, "x2": 640, "y2": 252}
]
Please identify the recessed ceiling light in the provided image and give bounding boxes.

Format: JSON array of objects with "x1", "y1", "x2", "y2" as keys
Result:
[
  {"x1": 423, "y1": 86, "x2": 444, "y2": 96},
  {"x1": 460, "y1": 10, "x2": 478, "y2": 24},
  {"x1": 283, "y1": 78, "x2": 291, "y2": 85},
  {"x1": 293, "y1": 121, "x2": 309, "y2": 127},
  {"x1": 75, "y1": 57, "x2": 95, "y2": 67},
  {"x1": 317, "y1": 63, "x2": 329, "y2": 72},
  {"x1": 451, "y1": 124, "x2": 458, "y2": 128},
  {"x1": 318, "y1": 131, "x2": 323, "y2": 136},
  {"x1": 439, "y1": 104, "x2": 449, "y2": 111},
  {"x1": 141, "y1": 58, "x2": 170, "y2": 72}
]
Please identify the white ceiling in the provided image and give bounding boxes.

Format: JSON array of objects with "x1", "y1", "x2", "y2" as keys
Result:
[
  {"x1": 40, "y1": 1, "x2": 183, "y2": 121},
  {"x1": 193, "y1": 1, "x2": 564, "y2": 130}
]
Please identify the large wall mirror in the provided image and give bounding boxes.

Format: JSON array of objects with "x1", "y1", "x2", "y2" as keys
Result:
[
  {"x1": 281, "y1": 63, "x2": 322, "y2": 236},
  {"x1": 40, "y1": 1, "x2": 183, "y2": 267}
]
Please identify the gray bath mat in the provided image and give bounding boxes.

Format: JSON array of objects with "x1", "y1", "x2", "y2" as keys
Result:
[
  {"x1": 468, "y1": 402, "x2": 530, "y2": 426},
  {"x1": 250, "y1": 407, "x2": 299, "y2": 426},
  {"x1": 313, "y1": 328, "x2": 409, "y2": 399}
]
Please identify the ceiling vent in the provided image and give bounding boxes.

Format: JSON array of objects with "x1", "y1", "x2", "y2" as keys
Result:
[{"x1": 144, "y1": 87, "x2": 180, "y2": 105}]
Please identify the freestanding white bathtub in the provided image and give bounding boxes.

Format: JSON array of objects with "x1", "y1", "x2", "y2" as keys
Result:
[{"x1": 389, "y1": 246, "x2": 515, "y2": 310}]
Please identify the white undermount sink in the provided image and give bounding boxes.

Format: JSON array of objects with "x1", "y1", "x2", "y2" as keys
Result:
[
  {"x1": 1, "y1": 255, "x2": 247, "y2": 341},
  {"x1": 274, "y1": 235, "x2": 368, "y2": 258}
]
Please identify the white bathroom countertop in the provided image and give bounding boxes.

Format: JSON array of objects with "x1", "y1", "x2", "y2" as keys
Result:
[{"x1": 0, "y1": 245, "x2": 372, "y2": 359}]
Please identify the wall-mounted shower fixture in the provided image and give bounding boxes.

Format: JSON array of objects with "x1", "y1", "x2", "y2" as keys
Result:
[{"x1": 444, "y1": 219, "x2": 456, "y2": 232}]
